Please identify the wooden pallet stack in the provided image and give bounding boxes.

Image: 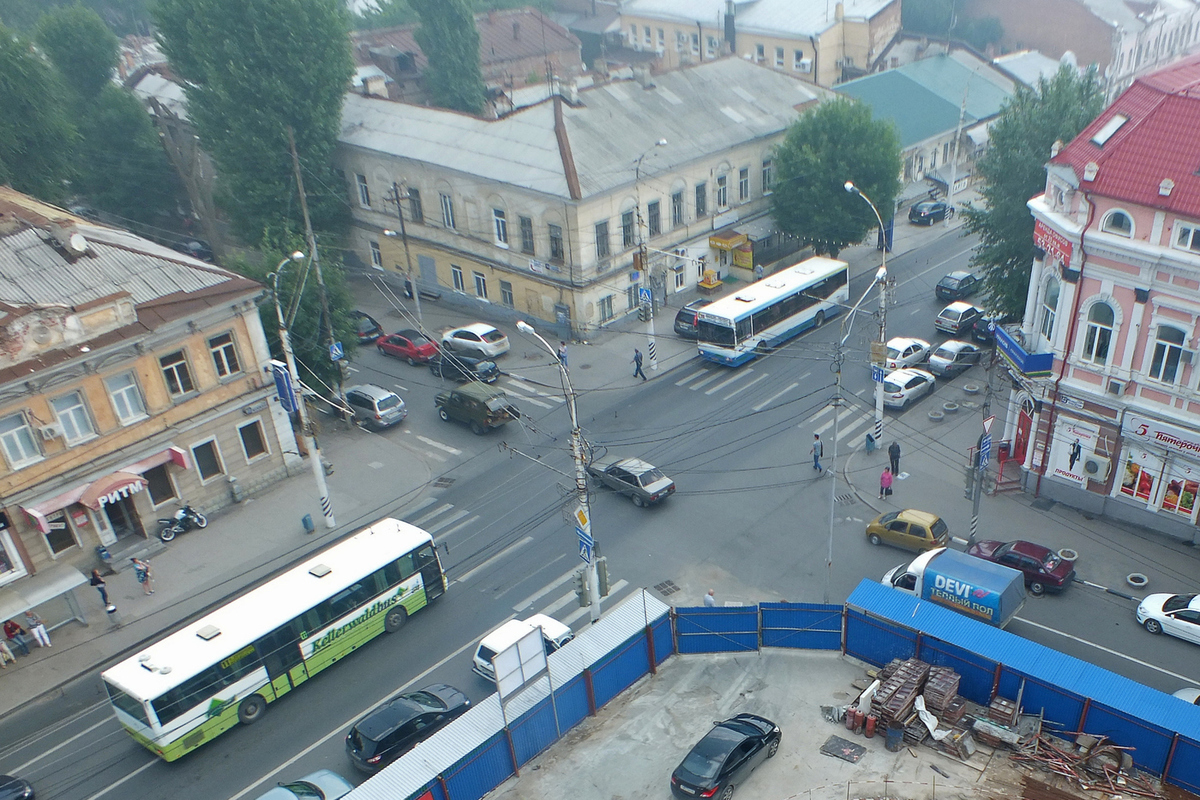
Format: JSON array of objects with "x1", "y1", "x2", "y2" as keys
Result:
[
  {"x1": 923, "y1": 667, "x2": 960, "y2": 715},
  {"x1": 988, "y1": 697, "x2": 1019, "y2": 727},
  {"x1": 870, "y1": 658, "x2": 931, "y2": 729}
]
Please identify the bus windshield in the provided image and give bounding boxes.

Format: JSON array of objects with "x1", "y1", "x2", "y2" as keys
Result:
[{"x1": 696, "y1": 319, "x2": 735, "y2": 346}]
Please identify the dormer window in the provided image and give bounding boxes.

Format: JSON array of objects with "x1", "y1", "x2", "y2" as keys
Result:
[
  {"x1": 1091, "y1": 114, "x2": 1128, "y2": 146},
  {"x1": 1102, "y1": 211, "x2": 1133, "y2": 237}
]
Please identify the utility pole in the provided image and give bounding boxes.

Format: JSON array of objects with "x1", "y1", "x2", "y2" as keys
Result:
[
  {"x1": 845, "y1": 182, "x2": 889, "y2": 445},
  {"x1": 635, "y1": 139, "x2": 667, "y2": 372},
  {"x1": 386, "y1": 182, "x2": 423, "y2": 325}
]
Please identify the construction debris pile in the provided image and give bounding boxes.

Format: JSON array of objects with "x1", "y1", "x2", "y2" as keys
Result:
[{"x1": 1012, "y1": 733, "x2": 1165, "y2": 799}]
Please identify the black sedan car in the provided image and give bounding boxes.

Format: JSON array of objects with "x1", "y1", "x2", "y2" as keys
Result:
[
  {"x1": 671, "y1": 714, "x2": 781, "y2": 800},
  {"x1": 908, "y1": 200, "x2": 954, "y2": 225},
  {"x1": 352, "y1": 311, "x2": 384, "y2": 344},
  {"x1": 586, "y1": 456, "x2": 675, "y2": 507},
  {"x1": 346, "y1": 684, "x2": 470, "y2": 772},
  {"x1": 428, "y1": 352, "x2": 500, "y2": 383},
  {"x1": 0, "y1": 775, "x2": 33, "y2": 800}
]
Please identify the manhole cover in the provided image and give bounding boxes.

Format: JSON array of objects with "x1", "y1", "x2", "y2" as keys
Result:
[
  {"x1": 1031, "y1": 497, "x2": 1056, "y2": 511},
  {"x1": 432, "y1": 477, "x2": 455, "y2": 488},
  {"x1": 654, "y1": 579, "x2": 681, "y2": 596},
  {"x1": 835, "y1": 493, "x2": 856, "y2": 505},
  {"x1": 578, "y1": 363, "x2": 592, "y2": 370}
]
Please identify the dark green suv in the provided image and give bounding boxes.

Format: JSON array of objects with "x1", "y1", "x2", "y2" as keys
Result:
[{"x1": 434, "y1": 382, "x2": 519, "y2": 434}]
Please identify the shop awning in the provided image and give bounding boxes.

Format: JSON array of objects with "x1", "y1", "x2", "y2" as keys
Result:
[
  {"x1": 709, "y1": 230, "x2": 748, "y2": 251},
  {"x1": 22, "y1": 446, "x2": 189, "y2": 534}
]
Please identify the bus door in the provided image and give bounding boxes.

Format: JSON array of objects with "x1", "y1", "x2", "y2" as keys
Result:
[
  {"x1": 255, "y1": 622, "x2": 308, "y2": 696},
  {"x1": 416, "y1": 544, "x2": 445, "y2": 601}
]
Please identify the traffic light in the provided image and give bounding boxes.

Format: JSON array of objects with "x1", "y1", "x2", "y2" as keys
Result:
[
  {"x1": 596, "y1": 556, "x2": 610, "y2": 597},
  {"x1": 638, "y1": 303, "x2": 650, "y2": 321},
  {"x1": 573, "y1": 568, "x2": 589, "y2": 607}
]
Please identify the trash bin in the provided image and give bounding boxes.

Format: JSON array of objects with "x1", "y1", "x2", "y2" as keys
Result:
[
  {"x1": 106, "y1": 603, "x2": 121, "y2": 628},
  {"x1": 885, "y1": 723, "x2": 904, "y2": 752},
  {"x1": 302, "y1": 514, "x2": 315, "y2": 534},
  {"x1": 865, "y1": 433, "x2": 876, "y2": 454}
]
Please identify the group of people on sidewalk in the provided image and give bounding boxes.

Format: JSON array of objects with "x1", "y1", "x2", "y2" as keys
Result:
[
  {"x1": 810, "y1": 433, "x2": 906, "y2": 500},
  {"x1": 2, "y1": 612, "x2": 51, "y2": 668}
]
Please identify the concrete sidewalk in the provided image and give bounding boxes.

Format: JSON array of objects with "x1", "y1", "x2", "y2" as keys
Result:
[{"x1": 0, "y1": 198, "x2": 975, "y2": 720}]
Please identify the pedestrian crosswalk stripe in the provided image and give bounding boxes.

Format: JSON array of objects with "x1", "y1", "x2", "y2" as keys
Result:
[
  {"x1": 425, "y1": 509, "x2": 470, "y2": 533},
  {"x1": 753, "y1": 381, "x2": 798, "y2": 412},
  {"x1": 813, "y1": 406, "x2": 857, "y2": 436},
  {"x1": 723, "y1": 372, "x2": 769, "y2": 400},
  {"x1": 689, "y1": 370, "x2": 725, "y2": 391},
  {"x1": 705, "y1": 369, "x2": 753, "y2": 395},
  {"x1": 675, "y1": 367, "x2": 710, "y2": 386},
  {"x1": 837, "y1": 414, "x2": 871, "y2": 443},
  {"x1": 416, "y1": 435, "x2": 462, "y2": 455},
  {"x1": 412, "y1": 503, "x2": 454, "y2": 527},
  {"x1": 506, "y1": 374, "x2": 565, "y2": 402},
  {"x1": 513, "y1": 393, "x2": 553, "y2": 409},
  {"x1": 435, "y1": 514, "x2": 478, "y2": 542}
]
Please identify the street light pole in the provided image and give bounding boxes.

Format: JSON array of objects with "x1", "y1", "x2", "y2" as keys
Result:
[
  {"x1": 270, "y1": 252, "x2": 336, "y2": 529},
  {"x1": 844, "y1": 181, "x2": 889, "y2": 447},
  {"x1": 516, "y1": 321, "x2": 602, "y2": 622},
  {"x1": 635, "y1": 139, "x2": 667, "y2": 372},
  {"x1": 824, "y1": 265, "x2": 888, "y2": 603},
  {"x1": 385, "y1": 181, "x2": 423, "y2": 326}
]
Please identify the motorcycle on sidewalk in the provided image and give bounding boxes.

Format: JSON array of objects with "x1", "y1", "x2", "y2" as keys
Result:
[{"x1": 157, "y1": 503, "x2": 208, "y2": 542}]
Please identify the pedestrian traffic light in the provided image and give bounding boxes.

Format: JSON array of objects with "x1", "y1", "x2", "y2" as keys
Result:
[
  {"x1": 596, "y1": 556, "x2": 610, "y2": 597},
  {"x1": 573, "y1": 568, "x2": 589, "y2": 607}
]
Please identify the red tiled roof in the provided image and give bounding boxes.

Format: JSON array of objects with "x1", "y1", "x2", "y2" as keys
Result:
[{"x1": 1051, "y1": 53, "x2": 1200, "y2": 217}]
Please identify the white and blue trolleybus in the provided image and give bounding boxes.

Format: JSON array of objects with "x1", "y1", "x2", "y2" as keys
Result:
[{"x1": 696, "y1": 256, "x2": 850, "y2": 366}]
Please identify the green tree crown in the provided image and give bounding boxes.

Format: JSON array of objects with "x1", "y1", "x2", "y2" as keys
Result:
[
  {"x1": 35, "y1": 4, "x2": 119, "y2": 101},
  {"x1": 410, "y1": 0, "x2": 486, "y2": 114}
]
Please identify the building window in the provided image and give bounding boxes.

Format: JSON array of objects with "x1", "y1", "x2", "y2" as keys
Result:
[
  {"x1": 675, "y1": 268, "x2": 686, "y2": 289},
  {"x1": 106, "y1": 372, "x2": 146, "y2": 424},
  {"x1": 716, "y1": 175, "x2": 728, "y2": 207},
  {"x1": 1039, "y1": 278, "x2": 1059, "y2": 341},
  {"x1": 706, "y1": 35, "x2": 717, "y2": 57},
  {"x1": 695, "y1": 184, "x2": 707, "y2": 217},
  {"x1": 1081, "y1": 303, "x2": 1114, "y2": 365},
  {"x1": 1102, "y1": 210, "x2": 1133, "y2": 236},
  {"x1": 451, "y1": 265, "x2": 465, "y2": 292},
  {"x1": 629, "y1": 24, "x2": 636, "y2": 44},
  {"x1": 657, "y1": 28, "x2": 664, "y2": 49},
  {"x1": 408, "y1": 188, "x2": 423, "y2": 224},
  {"x1": 738, "y1": 168, "x2": 749, "y2": 201},
  {"x1": 191, "y1": 439, "x2": 224, "y2": 481},
  {"x1": 160, "y1": 351, "x2": 195, "y2": 397},
  {"x1": 549, "y1": 224, "x2": 564, "y2": 261},
  {"x1": 644, "y1": 25, "x2": 651, "y2": 46},
  {"x1": 493, "y1": 208, "x2": 509, "y2": 246},
  {"x1": 775, "y1": 46, "x2": 784, "y2": 67},
  {"x1": 0, "y1": 412, "x2": 40, "y2": 468},
  {"x1": 356, "y1": 174, "x2": 370, "y2": 207},
  {"x1": 794, "y1": 49, "x2": 805, "y2": 70},
  {"x1": 647, "y1": 200, "x2": 661, "y2": 237},
  {"x1": 500, "y1": 280, "x2": 514, "y2": 308},
  {"x1": 209, "y1": 333, "x2": 241, "y2": 378},
  {"x1": 755, "y1": 43, "x2": 765, "y2": 62},
  {"x1": 626, "y1": 283, "x2": 639, "y2": 310},
  {"x1": 51, "y1": 391, "x2": 95, "y2": 443},
  {"x1": 595, "y1": 221, "x2": 610, "y2": 258},
  {"x1": 671, "y1": 192, "x2": 684, "y2": 227},
  {"x1": 370, "y1": 240, "x2": 383, "y2": 269},
  {"x1": 520, "y1": 215, "x2": 534, "y2": 254},
  {"x1": 1173, "y1": 222, "x2": 1200, "y2": 253},
  {"x1": 239, "y1": 420, "x2": 268, "y2": 460},
  {"x1": 621, "y1": 211, "x2": 635, "y2": 248},
  {"x1": 473, "y1": 271, "x2": 488, "y2": 299},
  {"x1": 440, "y1": 193, "x2": 456, "y2": 229},
  {"x1": 144, "y1": 463, "x2": 176, "y2": 506},
  {"x1": 1149, "y1": 324, "x2": 1187, "y2": 383},
  {"x1": 762, "y1": 159, "x2": 773, "y2": 193},
  {"x1": 692, "y1": 33, "x2": 700, "y2": 54},
  {"x1": 599, "y1": 294, "x2": 615, "y2": 322}
]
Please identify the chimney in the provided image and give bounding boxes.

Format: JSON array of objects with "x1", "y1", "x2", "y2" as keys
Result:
[
  {"x1": 835, "y1": 2, "x2": 844, "y2": 20},
  {"x1": 513, "y1": 21, "x2": 520, "y2": 40},
  {"x1": 724, "y1": 0, "x2": 736, "y2": 52}
]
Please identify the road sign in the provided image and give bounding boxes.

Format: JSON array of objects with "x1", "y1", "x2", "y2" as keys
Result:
[
  {"x1": 578, "y1": 541, "x2": 593, "y2": 562},
  {"x1": 330, "y1": 341, "x2": 344, "y2": 361},
  {"x1": 575, "y1": 525, "x2": 593, "y2": 548},
  {"x1": 982, "y1": 415, "x2": 995, "y2": 435},
  {"x1": 271, "y1": 360, "x2": 298, "y2": 413},
  {"x1": 980, "y1": 433, "x2": 993, "y2": 469},
  {"x1": 871, "y1": 365, "x2": 885, "y2": 383},
  {"x1": 639, "y1": 287, "x2": 652, "y2": 304}
]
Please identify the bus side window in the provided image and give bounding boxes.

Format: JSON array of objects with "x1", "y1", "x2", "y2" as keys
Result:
[
  {"x1": 382, "y1": 559, "x2": 404, "y2": 588},
  {"x1": 395, "y1": 553, "x2": 416, "y2": 581}
]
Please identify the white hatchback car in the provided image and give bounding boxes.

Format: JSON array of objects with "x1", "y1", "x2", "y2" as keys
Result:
[
  {"x1": 442, "y1": 323, "x2": 510, "y2": 359},
  {"x1": 885, "y1": 337, "x2": 931, "y2": 370},
  {"x1": 883, "y1": 368, "x2": 936, "y2": 409},
  {"x1": 255, "y1": 769, "x2": 352, "y2": 800},
  {"x1": 1137, "y1": 593, "x2": 1200, "y2": 645}
]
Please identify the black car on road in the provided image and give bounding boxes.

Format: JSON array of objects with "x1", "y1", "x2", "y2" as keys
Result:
[
  {"x1": 670, "y1": 714, "x2": 781, "y2": 800},
  {"x1": 908, "y1": 201, "x2": 953, "y2": 225},
  {"x1": 346, "y1": 684, "x2": 470, "y2": 772},
  {"x1": 352, "y1": 311, "x2": 384, "y2": 344},
  {"x1": 674, "y1": 299, "x2": 712, "y2": 338},
  {"x1": 934, "y1": 270, "x2": 979, "y2": 301},
  {"x1": 429, "y1": 352, "x2": 500, "y2": 383}
]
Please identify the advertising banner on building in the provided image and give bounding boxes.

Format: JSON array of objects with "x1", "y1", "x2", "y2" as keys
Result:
[{"x1": 1049, "y1": 418, "x2": 1099, "y2": 487}]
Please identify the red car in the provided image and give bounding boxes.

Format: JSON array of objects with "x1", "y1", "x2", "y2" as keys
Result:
[
  {"x1": 376, "y1": 330, "x2": 438, "y2": 365},
  {"x1": 967, "y1": 540, "x2": 1075, "y2": 595}
]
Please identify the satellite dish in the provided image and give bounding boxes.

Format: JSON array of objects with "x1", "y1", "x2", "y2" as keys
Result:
[
  {"x1": 31, "y1": 325, "x2": 52, "y2": 345},
  {"x1": 69, "y1": 233, "x2": 88, "y2": 253}
]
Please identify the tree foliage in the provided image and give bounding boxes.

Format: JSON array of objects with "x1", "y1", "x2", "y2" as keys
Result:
[
  {"x1": 35, "y1": 4, "x2": 119, "y2": 101},
  {"x1": 153, "y1": 0, "x2": 354, "y2": 241},
  {"x1": 770, "y1": 98, "x2": 902, "y2": 257},
  {"x1": 0, "y1": 0, "x2": 150, "y2": 35},
  {"x1": 0, "y1": 25, "x2": 78, "y2": 201},
  {"x1": 902, "y1": 0, "x2": 1001, "y2": 54},
  {"x1": 410, "y1": 0, "x2": 485, "y2": 114},
  {"x1": 964, "y1": 64, "x2": 1105, "y2": 317}
]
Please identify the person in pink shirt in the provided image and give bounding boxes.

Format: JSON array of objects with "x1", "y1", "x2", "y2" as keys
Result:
[{"x1": 879, "y1": 467, "x2": 894, "y2": 499}]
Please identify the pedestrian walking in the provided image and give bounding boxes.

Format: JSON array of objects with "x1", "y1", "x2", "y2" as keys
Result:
[
  {"x1": 558, "y1": 341, "x2": 568, "y2": 369},
  {"x1": 754, "y1": 263, "x2": 765, "y2": 281},
  {"x1": 704, "y1": 589, "x2": 717, "y2": 607},
  {"x1": 24, "y1": 610, "x2": 50, "y2": 648},
  {"x1": 811, "y1": 434, "x2": 824, "y2": 472},
  {"x1": 91, "y1": 569, "x2": 109, "y2": 607},
  {"x1": 131, "y1": 557, "x2": 154, "y2": 595},
  {"x1": 3, "y1": 619, "x2": 30, "y2": 656},
  {"x1": 633, "y1": 348, "x2": 647, "y2": 381},
  {"x1": 880, "y1": 467, "x2": 894, "y2": 499},
  {"x1": 888, "y1": 441, "x2": 901, "y2": 475},
  {"x1": 0, "y1": 638, "x2": 14, "y2": 668}
]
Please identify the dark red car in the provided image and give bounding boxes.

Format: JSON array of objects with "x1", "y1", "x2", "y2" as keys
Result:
[
  {"x1": 376, "y1": 329, "x2": 439, "y2": 365},
  {"x1": 967, "y1": 540, "x2": 1075, "y2": 595}
]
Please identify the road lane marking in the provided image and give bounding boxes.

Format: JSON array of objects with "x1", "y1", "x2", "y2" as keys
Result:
[
  {"x1": 706, "y1": 369, "x2": 753, "y2": 395},
  {"x1": 675, "y1": 367, "x2": 710, "y2": 386},
  {"x1": 723, "y1": 372, "x2": 769, "y2": 400},
  {"x1": 416, "y1": 435, "x2": 461, "y2": 455},
  {"x1": 753, "y1": 382, "x2": 798, "y2": 412},
  {"x1": 412, "y1": 503, "x2": 453, "y2": 526},
  {"x1": 453, "y1": 536, "x2": 534, "y2": 583},
  {"x1": 393, "y1": 383, "x2": 409, "y2": 392},
  {"x1": 13, "y1": 716, "x2": 111, "y2": 772},
  {"x1": 513, "y1": 566, "x2": 585, "y2": 611},
  {"x1": 1014, "y1": 616, "x2": 1200, "y2": 685},
  {"x1": 689, "y1": 371, "x2": 725, "y2": 390},
  {"x1": 84, "y1": 760, "x2": 158, "y2": 800}
]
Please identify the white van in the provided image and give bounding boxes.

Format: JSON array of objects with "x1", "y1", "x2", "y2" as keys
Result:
[{"x1": 471, "y1": 614, "x2": 574, "y2": 681}]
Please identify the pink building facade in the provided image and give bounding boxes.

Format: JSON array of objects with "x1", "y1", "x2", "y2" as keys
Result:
[{"x1": 1008, "y1": 54, "x2": 1200, "y2": 542}]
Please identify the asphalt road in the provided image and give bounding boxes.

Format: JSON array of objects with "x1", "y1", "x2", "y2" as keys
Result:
[{"x1": 3, "y1": 227, "x2": 1199, "y2": 799}]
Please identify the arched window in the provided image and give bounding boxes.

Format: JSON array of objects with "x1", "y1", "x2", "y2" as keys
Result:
[
  {"x1": 1102, "y1": 210, "x2": 1133, "y2": 237},
  {"x1": 1082, "y1": 303, "x2": 1114, "y2": 364},
  {"x1": 1149, "y1": 325, "x2": 1187, "y2": 383},
  {"x1": 1040, "y1": 277, "x2": 1060, "y2": 340}
]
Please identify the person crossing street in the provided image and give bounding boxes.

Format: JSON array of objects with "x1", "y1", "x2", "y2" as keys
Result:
[{"x1": 633, "y1": 347, "x2": 647, "y2": 381}]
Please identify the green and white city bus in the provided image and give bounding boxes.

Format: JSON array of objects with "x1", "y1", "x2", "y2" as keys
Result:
[{"x1": 102, "y1": 517, "x2": 446, "y2": 761}]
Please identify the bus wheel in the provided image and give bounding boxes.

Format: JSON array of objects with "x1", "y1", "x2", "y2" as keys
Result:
[
  {"x1": 237, "y1": 695, "x2": 266, "y2": 725},
  {"x1": 385, "y1": 606, "x2": 408, "y2": 633},
  {"x1": 813, "y1": 311, "x2": 825, "y2": 328}
]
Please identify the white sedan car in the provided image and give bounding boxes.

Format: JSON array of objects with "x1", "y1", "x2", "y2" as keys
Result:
[
  {"x1": 1137, "y1": 593, "x2": 1200, "y2": 645},
  {"x1": 885, "y1": 337, "x2": 931, "y2": 370},
  {"x1": 441, "y1": 323, "x2": 510, "y2": 359},
  {"x1": 883, "y1": 368, "x2": 936, "y2": 409}
]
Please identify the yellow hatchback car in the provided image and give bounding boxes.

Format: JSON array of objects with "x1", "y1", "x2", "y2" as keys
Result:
[{"x1": 865, "y1": 509, "x2": 950, "y2": 552}]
